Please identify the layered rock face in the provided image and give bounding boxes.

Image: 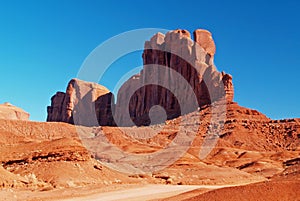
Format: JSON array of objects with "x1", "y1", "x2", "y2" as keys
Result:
[
  {"x1": 0, "y1": 102, "x2": 29, "y2": 120},
  {"x1": 47, "y1": 29, "x2": 234, "y2": 126}
]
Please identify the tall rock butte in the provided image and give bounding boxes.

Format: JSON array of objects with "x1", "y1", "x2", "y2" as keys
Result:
[{"x1": 47, "y1": 29, "x2": 234, "y2": 126}]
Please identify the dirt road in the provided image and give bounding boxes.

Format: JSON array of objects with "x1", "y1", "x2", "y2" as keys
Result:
[{"x1": 59, "y1": 184, "x2": 243, "y2": 201}]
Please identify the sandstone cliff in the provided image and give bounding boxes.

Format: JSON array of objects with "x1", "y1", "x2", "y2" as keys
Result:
[
  {"x1": 47, "y1": 29, "x2": 234, "y2": 126},
  {"x1": 115, "y1": 29, "x2": 233, "y2": 126}
]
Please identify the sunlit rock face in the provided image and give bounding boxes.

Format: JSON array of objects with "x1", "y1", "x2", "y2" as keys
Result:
[{"x1": 47, "y1": 79, "x2": 114, "y2": 126}]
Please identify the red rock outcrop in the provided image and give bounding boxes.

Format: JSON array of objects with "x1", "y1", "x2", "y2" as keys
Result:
[
  {"x1": 47, "y1": 29, "x2": 234, "y2": 126},
  {"x1": 193, "y1": 29, "x2": 216, "y2": 56},
  {"x1": 114, "y1": 29, "x2": 234, "y2": 126},
  {"x1": 47, "y1": 79, "x2": 114, "y2": 126},
  {"x1": 0, "y1": 102, "x2": 30, "y2": 120}
]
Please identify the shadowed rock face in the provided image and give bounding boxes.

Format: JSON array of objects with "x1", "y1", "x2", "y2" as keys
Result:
[
  {"x1": 0, "y1": 102, "x2": 30, "y2": 120},
  {"x1": 47, "y1": 29, "x2": 234, "y2": 126}
]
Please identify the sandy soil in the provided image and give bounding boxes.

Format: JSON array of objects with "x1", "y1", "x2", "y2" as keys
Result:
[
  {"x1": 0, "y1": 102, "x2": 299, "y2": 201},
  {"x1": 173, "y1": 180, "x2": 300, "y2": 201},
  {"x1": 0, "y1": 183, "x2": 257, "y2": 201},
  {"x1": 60, "y1": 185, "x2": 206, "y2": 201}
]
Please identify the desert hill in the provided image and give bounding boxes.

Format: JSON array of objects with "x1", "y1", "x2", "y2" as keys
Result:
[
  {"x1": 0, "y1": 102, "x2": 29, "y2": 121},
  {"x1": 0, "y1": 102, "x2": 299, "y2": 193}
]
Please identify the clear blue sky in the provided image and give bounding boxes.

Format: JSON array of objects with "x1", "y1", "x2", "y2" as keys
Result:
[{"x1": 0, "y1": 0, "x2": 299, "y2": 121}]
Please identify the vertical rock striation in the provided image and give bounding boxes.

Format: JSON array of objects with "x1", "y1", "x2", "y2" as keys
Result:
[{"x1": 115, "y1": 29, "x2": 234, "y2": 126}]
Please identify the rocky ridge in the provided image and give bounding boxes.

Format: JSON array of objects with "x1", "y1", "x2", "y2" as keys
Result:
[{"x1": 0, "y1": 102, "x2": 29, "y2": 121}]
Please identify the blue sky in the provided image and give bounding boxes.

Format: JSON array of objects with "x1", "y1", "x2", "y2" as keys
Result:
[{"x1": 0, "y1": 0, "x2": 299, "y2": 121}]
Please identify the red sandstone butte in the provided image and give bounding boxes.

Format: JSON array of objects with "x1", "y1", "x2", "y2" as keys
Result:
[{"x1": 47, "y1": 29, "x2": 234, "y2": 126}]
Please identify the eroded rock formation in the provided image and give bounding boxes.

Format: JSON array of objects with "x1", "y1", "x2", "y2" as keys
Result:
[
  {"x1": 0, "y1": 102, "x2": 29, "y2": 120},
  {"x1": 47, "y1": 29, "x2": 234, "y2": 126},
  {"x1": 47, "y1": 79, "x2": 114, "y2": 126},
  {"x1": 115, "y1": 29, "x2": 233, "y2": 126}
]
